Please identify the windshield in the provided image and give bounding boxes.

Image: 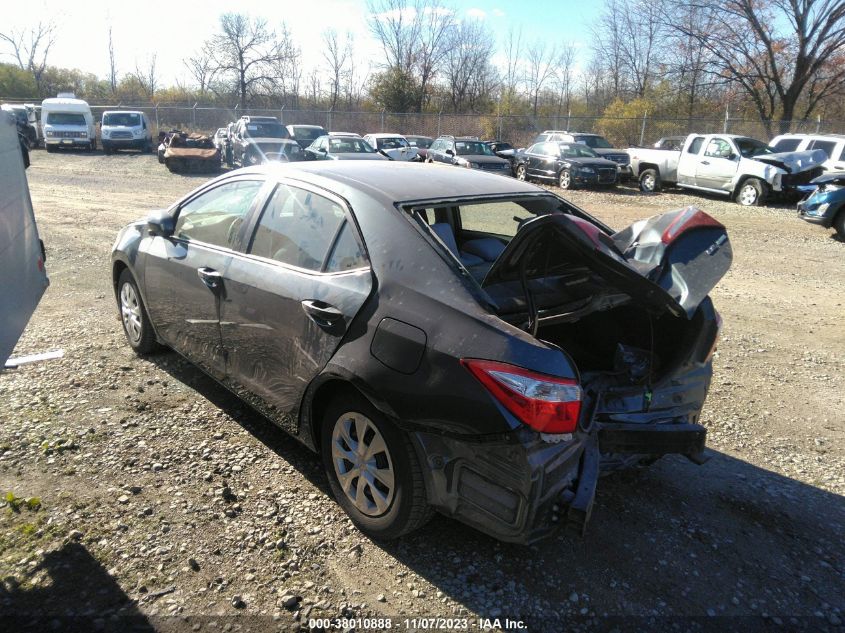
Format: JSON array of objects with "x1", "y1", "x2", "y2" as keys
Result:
[
  {"x1": 493, "y1": 142, "x2": 513, "y2": 151},
  {"x1": 574, "y1": 135, "x2": 613, "y2": 149},
  {"x1": 292, "y1": 126, "x2": 325, "y2": 141},
  {"x1": 376, "y1": 137, "x2": 409, "y2": 150},
  {"x1": 736, "y1": 137, "x2": 775, "y2": 158},
  {"x1": 47, "y1": 112, "x2": 85, "y2": 126},
  {"x1": 561, "y1": 143, "x2": 599, "y2": 158},
  {"x1": 103, "y1": 112, "x2": 141, "y2": 127},
  {"x1": 408, "y1": 137, "x2": 432, "y2": 148},
  {"x1": 456, "y1": 141, "x2": 494, "y2": 156},
  {"x1": 329, "y1": 138, "x2": 376, "y2": 153},
  {"x1": 245, "y1": 123, "x2": 289, "y2": 139}
]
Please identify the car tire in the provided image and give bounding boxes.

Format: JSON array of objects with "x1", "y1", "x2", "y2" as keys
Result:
[
  {"x1": 559, "y1": 169, "x2": 574, "y2": 190},
  {"x1": 833, "y1": 209, "x2": 845, "y2": 239},
  {"x1": 143, "y1": 141, "x2": 152, "y2": 153},
  {"x1": 117, "y1": 269, "x2": 159, "y2": 355},
  {"x1": 321, "y1": 393, "x2": 432, "y2": 540},
  {"x1": 103, "y1": 144, "x2": 113, "y2": 155},
  {"x1": 516, "y1": 164, "x2": 527, "y2": 181},
  {"x1": 736, "y1": 178, "x2": 767, "y2": 206},
  {"x1": 639, "y1": 168, "x2": 661, "y2": 193},
  {"x1": 46, "y1": 145, "x2": 56, "y2": 153}
]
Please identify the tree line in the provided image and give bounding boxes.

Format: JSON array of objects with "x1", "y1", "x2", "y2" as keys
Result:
[{"x1": 2, "y1": 0, "x2": 844, "y2": 135}]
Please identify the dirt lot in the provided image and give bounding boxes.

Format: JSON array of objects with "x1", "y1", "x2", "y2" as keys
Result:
[{"x1": 1, "y1": 151, "x2": 843, "y2": 632}]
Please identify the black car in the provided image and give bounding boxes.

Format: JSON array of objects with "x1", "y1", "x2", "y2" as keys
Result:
[
  {"x1": 427, "y1": 136, "x2": 512, "y2": 175},
  {"x1": 483, "y1": 140, "x2": 518, "y2": 173},
  {"x1": 533, "y1": 131, "x2": 631, "y2": 178},
  {"x1": 287, "y1": 124, "x2": 328, "y2": 149},
  {"x1": 516, "y1": 142, "x2": 619, "y2": 189},
  {"x1": 304, "y1": 135, "x2": 389, "y2": 161},
  {"x1": 111, "y1": 162, "x2": 730, "y2": 543},
  {"x1": 1, "y1": 104, "x2": 38, "y2": 149}
]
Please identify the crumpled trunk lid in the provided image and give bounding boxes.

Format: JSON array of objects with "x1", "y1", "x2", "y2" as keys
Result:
[
  {"x1": 755, "y1": 149, "x2": 827, "y2": 173},
  {"x1": 482, "y1": 207, "x2": 732, "y2": 319}
]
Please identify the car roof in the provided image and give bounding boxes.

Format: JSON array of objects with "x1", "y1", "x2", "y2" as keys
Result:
[
  {"x1": 289, "y1": 124, "x2": 325, "y2": 129},
  {"x1": 367, "y1": 133, "x2": 406, "y2": 138},
  {"x1": 237, "y1": 161, "x2": 543, "y2": 205},
  {"x1": 771, "y1": 133, "x2": 845, "y2": 140}
]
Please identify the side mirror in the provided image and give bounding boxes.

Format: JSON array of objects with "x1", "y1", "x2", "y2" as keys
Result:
[
  {"x1": 319, "y1": 147, "x2": 327, "y2": 153},
  {"x1": 147, "y1": 211, "x2": 175, "y2": 237},
  {"x1": 445, "y1": 149, "x2": 454, "y2": 156},
  {"x1": 728, "y1": 153, "x2": 738, "y2": 161}
]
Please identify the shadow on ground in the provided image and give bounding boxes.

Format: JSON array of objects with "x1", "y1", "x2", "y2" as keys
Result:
[{"x1": 149, "y1": 351, "x2": 845, "y2": 631}]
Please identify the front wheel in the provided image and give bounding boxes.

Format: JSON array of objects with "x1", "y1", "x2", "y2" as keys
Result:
[
  {"x1": 833, "y1": 209, "x2": 845, "y2": 239},
  {"x1": 559, "y1": 169, "x2": 573, "y2": 189},
  {"x1": 117, "y1": 269, "x2": 159, "y2": 355},
  {"x1": 321, "y1": 394, "x2": 432, "y2": 540},
  {"x1": 516, "y1": 164, "x2": 527, "y2": 181},
  {"x1": 736, "y1": 178, "x2": 767, "y2": 206},
  {"x1": 639, "y1": 168, "x2": 661, "y2": 193}
]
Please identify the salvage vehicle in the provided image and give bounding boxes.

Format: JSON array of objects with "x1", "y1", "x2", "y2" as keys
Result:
[
  {"x1": 41, "y1": 93, "x2": 96, "y2": 152},
  {"x1": 363, "y1": 133, "x2": 419, "y2": 161},
  {"x1": 797, "y1": 172, "x2": 845, "y2": 238},
  {"x1": 287, "y1": 124, "x2": 328, "y2": 149},
  {"x1": 514, "y1": 142, "x2": 618, "y2": 189},
  {"x1": 304, "y1": 135, "x2": 389, "y2": 161},
  {"x1": 533, "y1": 131, "x2": 631, "y2": 179},
  {"x1": 405, "y1": 135, "x2": 433, "y2": 161},
  {"x1": 111, "y1": 161, "x2": 731, "y2": 543},
  {"x1": 427, "y1": 136, "x2": 512, "y2": 174},
  {"x1": 652, "y1": 136, "x2": 685, "y2": 151},
  {"x1": 232, "y1": 117, "x2": 302, "y2": 166},
  {"x1": 627, "y1": 133, "x2": 827, "y2": 205},
  {"x1": 101, "y1": 110, "x2": 153, "y2": 154},
  {"x1": 483, "y1": 140, "x2": 518, "y2": 173},
  {"x1": 162, "y1": 132, "x2": 221, "y2": 173},
  {"x1": 1, "y1": 111, "x2": 49, "y2": 366},
  {"x1": 769, "y1": 133, "x2": 845, "y2": 174}
]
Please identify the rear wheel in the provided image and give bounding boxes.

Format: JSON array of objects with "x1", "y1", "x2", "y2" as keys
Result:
[
  {"x1": 46, "y1": 145, "x2": 56, "y2": 153},
  {"x1": 117, "y1": 269, "x2": 159, "y2": 355},
  {"x1": 516, "y1": 164, "x2": 527, "y2": 181},
  {"x1": 321, "y1": 394, "x2": 432, "y2": 540},
  {"x1": 639, "y1": 168, "x2": 661, "y2": 193},
  {"x1": 736, "y1": 178, "x2": 767, "y2": 206},
  {"x1": 559, "y1": 169, "x2": 573, "y2": 189}
]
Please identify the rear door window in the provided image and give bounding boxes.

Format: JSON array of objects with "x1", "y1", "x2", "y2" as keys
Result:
[
  {"x1": 325, "y1": 222, "x2": 367, "y2": 272},
  {"x1": 248, "y1": 184, "x2": 346, "y2": 271},
  {"x1": 687, "y1": 137, "x2": 705, "y2": 154}
]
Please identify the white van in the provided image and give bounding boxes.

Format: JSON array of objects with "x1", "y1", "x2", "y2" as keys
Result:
[
  {"x1": 101, "y1": 110, "x2": 153, "y2": 154},
  {"x1": 769, "y1": 133, "x2": 845, "y2": 174},
  {"x1": 41, "y1": 93, "x2": 96, "y2": 152}
]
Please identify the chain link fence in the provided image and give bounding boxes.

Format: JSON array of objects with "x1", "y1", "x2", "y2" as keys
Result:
[{"x1": 4, "y1": 99, "x2": 843, "y2": 147}]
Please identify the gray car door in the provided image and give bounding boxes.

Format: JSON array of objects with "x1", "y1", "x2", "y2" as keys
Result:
[
  {"x1": 218, "y1": 181, "x2": 373, "y2": 434},
  {"x1": 142, "y1": 177, "x2": 267, "y2": 380}
]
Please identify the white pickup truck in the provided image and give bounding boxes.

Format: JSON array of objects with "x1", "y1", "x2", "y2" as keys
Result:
[{"x1": 627, "y1": 133, "x2": 827, "y2": 206}]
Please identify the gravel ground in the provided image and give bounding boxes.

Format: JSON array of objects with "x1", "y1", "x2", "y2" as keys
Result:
[{"x1": 1, "y1": 151, "x2": 843, "y2": 633}]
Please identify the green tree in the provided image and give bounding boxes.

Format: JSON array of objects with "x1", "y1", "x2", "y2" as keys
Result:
[{"x1": 369, "y1": 67, "x2": 421, "y2": 112}]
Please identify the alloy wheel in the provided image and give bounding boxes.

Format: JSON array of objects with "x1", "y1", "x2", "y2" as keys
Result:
[
  {"x1": 641, "y1": 173, "x2": 656, "y2": 192},
  {"x1": 739, "y1": 184, "x2": 758, "y2": 206},
  {"x1": 331, "y1": 412, "x2": 395, "y2": 517},
  {"x1": 560, "y1": 170, "x2": 571, "y2": 189},
  {"x1": 120, "y1": 282, "x2": 143, "y2": 344},
  {"x1": 517, "y1": 165, "x2": 526, "y2": 181}
]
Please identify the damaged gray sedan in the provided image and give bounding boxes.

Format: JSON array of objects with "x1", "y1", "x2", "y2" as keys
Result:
[{"x1": 111, "y1": 162, "x2": 731, "y2": 543}]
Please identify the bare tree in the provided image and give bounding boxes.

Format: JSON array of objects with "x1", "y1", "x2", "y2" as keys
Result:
[
  {"x1": 207, "y1": 13, "x2": 284, "y2": 105},
  {"x1": 267, "y1": 25, "x2": 301, "y2": 108},
  {"x1": 616, "y1": 0, "x2": 664, "y2": 97},
  {"x1": 323, "y1": 29, "x2": 351, "y2": 110},
  {"x1": 184, "y1": 47, "x2": 218, "y2": 95},
  {"x1": 500, "y1": 27, "x2": 523, "y2": 114},
  {"x1": 552, "y1": 43, "x2": 577, "y2": 117},
  {"x1": 665, "y1": 0, "x2": 845, "y2": 133},
  {"x1": 134, "y1": 54, "x2": 158, "y2": 98},
  {"x1": 0, "y1": 21, "x2": 56, "y2": 95},
  {"x1": 108, "y1": 27, "x2": 118, "y2": 94},
  {"x1": 442, "y1": 20, "x2": 496, "y2": 113},
  {"x1": 367, "y1": 0, "x2": 453, "y2": 111},
  {"x1": 525, "y1": 42, "x2": 557, "y2": 116}
]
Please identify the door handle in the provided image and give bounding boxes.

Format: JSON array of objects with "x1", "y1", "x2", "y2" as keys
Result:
[
  {"x1": 197, "y1": 267, "x2": 223, "y2": 292},
  {"x1": 700, "y1": 160, "x2": 710, "y2": 165},
  {"x1": 301, "y1": 300, "x2": 343, "y2": 325}
]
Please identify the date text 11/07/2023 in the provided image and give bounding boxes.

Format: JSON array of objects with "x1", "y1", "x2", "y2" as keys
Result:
[{"x1": 308, "y1": 617, "x2": 528, "y2": 630}]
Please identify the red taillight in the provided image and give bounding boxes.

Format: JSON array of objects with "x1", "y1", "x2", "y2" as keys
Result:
[
  {"x1": 461, "y1": 359, "x2": 582, "y2": 434},
  {"x1": 661, "y1": 207, "x2": 724, "y2": 244}
]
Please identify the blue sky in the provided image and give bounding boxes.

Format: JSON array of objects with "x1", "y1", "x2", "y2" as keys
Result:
[{"x1": 2, "y1": 0, "x2": 603, "y2": 88}]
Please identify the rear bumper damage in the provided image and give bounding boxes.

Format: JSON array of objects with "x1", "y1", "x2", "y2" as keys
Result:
[{"x1": 412, "y1": 408, "x2": 709, "y2": 544}]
